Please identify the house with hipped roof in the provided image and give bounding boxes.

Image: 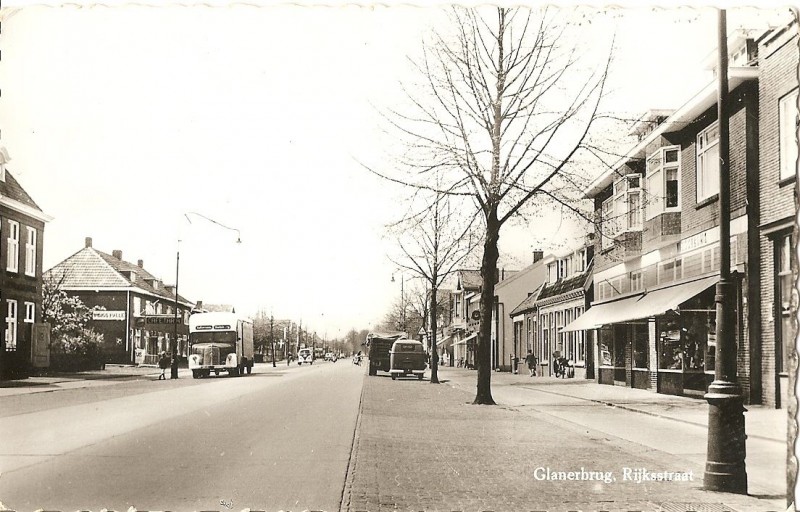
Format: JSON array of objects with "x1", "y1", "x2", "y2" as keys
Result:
[
  {"x1": 0, "y1": 148, "x2": 51, "y2": 379},
  {"x1": 45, "y1": 237, "x2": 195, "y2": 365}
]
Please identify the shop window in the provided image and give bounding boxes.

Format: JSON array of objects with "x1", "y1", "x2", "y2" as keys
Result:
[
  {"x1": 684, "y1": 311, "x2": 715, "y2": 372},
  {"x1": 632, "y1": 324, "x2": 648, "y2": 368},
  {"x1": 697, "y1": 122, "x2": 720, "y2": 202},
  {"x1": 646, "y1": 146, "x2": 681, "y2": 219},
  {"x1": 658, "y1": 317, "x2": 682, "y2": 369},
  {"x1": 779, "y1": 89, "x2": 798, "y2": 181},
  {"x1": 599, "y1": 327, "x2": 613, "y2": 366}
]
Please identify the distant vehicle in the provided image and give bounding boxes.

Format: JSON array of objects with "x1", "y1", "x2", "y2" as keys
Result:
[
  {"x1": 389, "y1": 339, "x2": 427, "y2": 380},
  {"x1": 188, "y1": 312, "x2": 254, "y2": 378},
  {"x1": 324, "y1": 352, "x2": 336, "y2": 362},
  {"x1": 297, "y1": 348, "x2": 313, "y2": 365},
  {"x1": 366, "y1": 332, "x2": 406, "y2": 376},
  {"x1": 314, "y1": 347, "x2": 325, "y2": 359}
]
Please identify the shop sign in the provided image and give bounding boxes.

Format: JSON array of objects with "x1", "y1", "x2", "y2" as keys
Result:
[
  {"x1": 134, "y1": 315, "x2": 183, "y2": 328},
  {"x1": 93, "y1": 310, "x2": 126, "y2": 321}
]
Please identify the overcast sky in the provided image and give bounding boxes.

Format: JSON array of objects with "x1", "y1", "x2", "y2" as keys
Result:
[{"x1": 0, "y1": 2, "x2": 793, "y2": 337}]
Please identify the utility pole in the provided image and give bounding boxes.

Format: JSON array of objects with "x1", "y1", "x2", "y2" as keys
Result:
[
  {"x1": 703, "y1": 8, "x2": 747, "y2": 494},
  {"x1": 269, "y1": 313, "x2": 276, "y2": 368}
]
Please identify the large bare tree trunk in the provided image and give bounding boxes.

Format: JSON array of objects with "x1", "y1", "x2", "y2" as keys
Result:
[
  {"x1": 429, "y1": 286, "x2": 440, "y2": 384},
  {"x1": 474, "y1": 206, "x2": 500, "y2": 405}
]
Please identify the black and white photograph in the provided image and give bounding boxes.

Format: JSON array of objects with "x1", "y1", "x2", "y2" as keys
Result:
[{"x1": 0, "y1": 1, "x2": 796, "y2": 511}]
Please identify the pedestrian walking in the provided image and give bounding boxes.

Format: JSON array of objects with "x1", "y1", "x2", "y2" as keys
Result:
[
  {"x1": 158, "y1": 352, "x2": 169, "y2": 380},
  {"x1": 524, "y1": 350, "x2": 538, "y2": 377},
  {"x1": 170, "y1": 353, "x2": 179, "y2": 379}
]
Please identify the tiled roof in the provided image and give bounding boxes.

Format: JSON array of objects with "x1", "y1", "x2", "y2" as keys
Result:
[
  {"x1": 3, "y1": 171, "x2": 43, "y2": 212},
  {"x1": 509, "y1": 284, "x2": 545, "y2": 316},
  {"x1": 203, "y1": 304, "x2": 235, "y2": 313},
  {"x1": 537, "y1": 270, "x2": 591, "y2": 301},
  {"x1": 459, "y1": 270, "x2": 482, "y2": 290},
  {"x1": 45, "y1": 247, "x2": 192, "y2": 305},
  {"x1": 46, "y1": 248, "x2": 130, "y2": 288}
]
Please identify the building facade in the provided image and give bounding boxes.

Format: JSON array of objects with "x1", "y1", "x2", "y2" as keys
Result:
[
  {"x1": 573, "y1": 31, "x2": 768, "y2": 400},
  {"x1": 756, "y1": 20, "x2": 799, "y2": 408},
  {"x1": 0, "y1": 151, "x2": 51, "y2": 379},
  {"x1": 492, "y1": 252, "x2": 546, "y2": 372},
  {"x1": 450, "y1": 269, "x2": 481, "y2": 368},
  {"x1": 45, "y1": 238, "x2": 194, "y2": 365}
]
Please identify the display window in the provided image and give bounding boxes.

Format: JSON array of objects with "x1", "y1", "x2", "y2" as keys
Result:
[
  {"x1": 632, "y1": 324, "x2": 649, "y2": 369},
  {"x1": 599, "y1": 326, "x2": 613, "y2": 366},
  {"x1": 658, "y1": 316, "x2": 683, "y2": 369},
  {"x1": 683, "y1": 311, "x2": 715, "y2": 372}
]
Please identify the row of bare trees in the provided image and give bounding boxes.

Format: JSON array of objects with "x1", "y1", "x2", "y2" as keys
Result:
[{"x1": 371, "y1": 6, "x2": 618, "y2": 404}]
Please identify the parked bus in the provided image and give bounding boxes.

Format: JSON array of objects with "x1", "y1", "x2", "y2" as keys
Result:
[{"x1": 188, "y1": 312, "x2": 254, "y2": 378}]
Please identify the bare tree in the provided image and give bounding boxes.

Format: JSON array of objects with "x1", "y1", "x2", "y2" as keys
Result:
[
  {"x1": 389, "y1": 186, "x2": 481, "y2": 383},
  {"x1": 372, "y1": 7, "x2": 613, "y2": 404}
]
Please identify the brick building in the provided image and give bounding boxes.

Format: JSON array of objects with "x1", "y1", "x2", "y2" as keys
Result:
[
  {"x1": 569, "y1": 30, "x2": 767, "y2": 400},
  {"x1": 45, "y1": 237, "x2": 194, "y2": 365},
  {"x1": 756, "y1": 20, "x2": 798, "y2": 408},
  {"x1": 0, "y1": 149, "x2": 51, "y2": 379}
]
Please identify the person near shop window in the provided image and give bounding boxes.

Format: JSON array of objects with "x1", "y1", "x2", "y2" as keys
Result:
[{"x1": 525, "y1": 351, "x2": 538, "y2": 377}]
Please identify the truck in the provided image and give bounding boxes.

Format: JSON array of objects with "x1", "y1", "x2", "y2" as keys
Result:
[
  {"x1": 365, "y1": 331, "x2": 406, "y2": 376},
  {"x1": 188, "y1": 312, "x2": 254, "y2": 378}
]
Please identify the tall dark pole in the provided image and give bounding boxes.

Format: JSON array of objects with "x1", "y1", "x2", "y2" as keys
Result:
[
  {"x1": 703, "y1": 9, "x2": 747, "y2": 494},
  {"x1": 173, "y1": 248, "x2": 180, "y2": 358},
  {"x1": 270, "y1": 313, "x2": 276, "y2": 367}
]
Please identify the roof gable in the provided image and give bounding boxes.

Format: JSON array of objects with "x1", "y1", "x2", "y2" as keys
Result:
[{"x1": 45, "y1": 248, "x2": 131, "y2": 288}]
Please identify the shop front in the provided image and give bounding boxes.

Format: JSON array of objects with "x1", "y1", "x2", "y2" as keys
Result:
[
  {"x1": 134, "y1": 314, "x2": 189, "y2": 365},
  {"x1": 566, "y1": 275, "x2": 724, "y2": 397}
]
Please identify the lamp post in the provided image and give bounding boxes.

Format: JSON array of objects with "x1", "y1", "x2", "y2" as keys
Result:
[
  {"x1": 703, "y1": 9, "x2": 747, "y2": 494},
  {"x1": 391, "y1": 274, "x2": 406, "y2": 333},
  {"x1": 174, "y1": 212, "x2": 242, "y2": 374}
]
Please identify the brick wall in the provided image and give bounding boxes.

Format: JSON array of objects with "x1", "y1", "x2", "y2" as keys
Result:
[{"x1": 759, "y1": 24, "x2": 799, "y2": 408}]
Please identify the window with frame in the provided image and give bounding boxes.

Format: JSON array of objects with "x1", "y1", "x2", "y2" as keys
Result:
[
  {"x1": 780, "y1": 89, "x2": 798, "y2": 181},
  {"x1": 601, "y1": 197, "x2": 617, "y2": 250},
  {"x1": 697, "y1": 123, "x2": 720, "y2": 202},
  {"x1": 5, "y1": 300, "x2": 17, "y2": 351},
  {"x1": 24, "y1": 302, "x2": 34, "y2": 323},
  {"x1": 658, "y1": 258, "x2": 683, "y2": 285},
  {"x1": 575, "y1": 307, "x2": 585, "y2": 363},
  {"x1": 6, "y1": 220, "x2": 19, "y2": 273},
  {"x1": 646, "y1": 146, "x2": 681, "y2": 219},
  {"x1": 777, "y1": 233, "x2": 796, "y2": 374},
  {"x1": 630, "y1": 270, "x2": 644, "y2": 292},
  {"x1": 25, "y1": 227, "x2": 37, "y2": 277},
  {"x1": 614, "y1": 174, "x2": 643, "y2": 231},
  {"x1": 575, "y1": 249, "x2": 586, "y2": 273}
]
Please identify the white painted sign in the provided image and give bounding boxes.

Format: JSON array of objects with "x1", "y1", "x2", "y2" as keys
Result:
[{"x1": 93, "y1": 310, "x2": 126, "y2": 321}]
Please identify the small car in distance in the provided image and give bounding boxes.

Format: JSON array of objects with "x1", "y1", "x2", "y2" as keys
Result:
[
  {"x1": 389, "y1": 339, "x2": 426, "y2": 380},
  {"x1": 297, "y1": 348, "x2": 313, "y2": 365}
]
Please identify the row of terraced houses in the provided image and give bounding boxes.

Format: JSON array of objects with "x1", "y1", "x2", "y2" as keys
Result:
[{"x1": 442, "y1": 22, "x2": 798, "y2": 409}]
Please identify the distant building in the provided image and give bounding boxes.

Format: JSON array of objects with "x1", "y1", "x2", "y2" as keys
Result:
[
  {"x1": 44, "y1": 237, "x2": 194, "y2": 365},
  {"x1": 0, "y1": 149, "x2": 51, "y2": 379}
]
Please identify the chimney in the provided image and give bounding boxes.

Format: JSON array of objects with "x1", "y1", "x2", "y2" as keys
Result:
[
  {"x1": 165, "y1": 285, "x2": 175, "y2": 295},
  {"x1": 112, "y1": 250, "x2": 123, "y2": 260},
  {"x1": 195, "y1": 300, "x2": 203, "y2": 310},
  {"x1": 533, "y1": 250, "x2": 544, "y2": 264},
  {"x1": 85, "y1": 237, "x2": 93, "y2": 248},
  {"x1": 137, "y1": 259, "x2": 144, "y2": 268}
]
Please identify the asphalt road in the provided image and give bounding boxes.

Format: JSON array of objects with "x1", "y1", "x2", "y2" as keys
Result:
[{"x1": 0, "y1": 359, "x2": 364, "y2": 511}]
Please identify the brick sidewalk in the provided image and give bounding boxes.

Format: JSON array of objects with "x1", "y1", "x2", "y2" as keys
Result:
[{"x1": 341, "y1": 372, "x2": 787, "y2": 512}]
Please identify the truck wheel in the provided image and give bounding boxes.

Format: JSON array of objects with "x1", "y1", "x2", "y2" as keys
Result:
[
  {"x1": 418, "y1": 373, "x2": 424, "y2": 380},
  {"x1": 192, "y1": 370, "x2": 200, "y2": 379},
  {"x1": 368, "y1": 365, "x2": 377, "y2": 376},
  {"x1": 229, "y1": 367, "x2": 239, "y2": 377},
  {"x1": 391, "y1": 374, "x2": 397, "y2": 380}
]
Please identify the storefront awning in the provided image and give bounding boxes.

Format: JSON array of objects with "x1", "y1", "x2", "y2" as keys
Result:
[
  {"x1": 561, "y1": 294, "x2": 644, "y2": 332},
  {"x1": 562, "y1": 276, "x2": 719, "y2": 332},
  {"x1": 436, "y1": 335, "x2": 452, "y2": 347},
  {"x1": 453, "y1": 332, "x2": 478, "y2": 346}
]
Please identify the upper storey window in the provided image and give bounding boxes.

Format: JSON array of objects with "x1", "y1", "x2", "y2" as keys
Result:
[
  {"x1": 697, "y1": 123, "x2": 720, "y2": 202},
  {"x1": 780, "y1": 89, "x2": 798, "y2": 181},
  {"x1": 646, "y1": 146, "x2": 681, "y2": 219}
]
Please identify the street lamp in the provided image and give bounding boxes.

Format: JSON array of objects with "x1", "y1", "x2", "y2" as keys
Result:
[
  {"x1": 173, "y1": 212, "x2": 242, "y2": 376},
  {"x1": 391, "y1": 274, "x2": 406, "y2": 333},
  {"x1": 703, "y1": 9, "x2": 746, "y2": 494}
]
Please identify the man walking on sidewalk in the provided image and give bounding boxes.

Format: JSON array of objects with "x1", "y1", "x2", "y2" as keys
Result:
[{"x1": 524, "y1": 350, "x2": 537, "y2": 377}]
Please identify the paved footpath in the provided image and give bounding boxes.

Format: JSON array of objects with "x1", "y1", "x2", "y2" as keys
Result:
[{"x1": 341, "y1": 366, "x2": 789, "y2": 512}]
